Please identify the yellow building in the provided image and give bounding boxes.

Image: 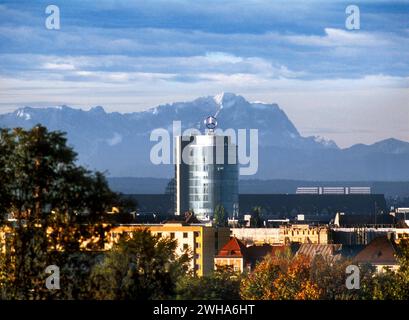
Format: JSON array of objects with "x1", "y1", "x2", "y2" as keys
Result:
[
  {"x1": 281, "y1": 224, "x2": 328, "y2": 244},
  {"x1": 107, "y1": 222, "x2": 230, "y2": 276},
  {"x1": 231, "y1": 224, "x2": 329, "y2": 246},
  {"x1": 1, "y1": 220, "x2": 230, "y2": 276}
]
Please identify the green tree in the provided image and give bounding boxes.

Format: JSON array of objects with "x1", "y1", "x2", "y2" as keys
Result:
[
  {"x1": 59, "y1": 252, "x2": 101, "y2": 300},
  {"x1": 250, "y1": 206, "x2": 263, "y2": 228},
  {"x1": 371, "y1": 239, "x2": 409, "y2": 299},
  {"x1": 90, "y1": 229, "x2": 190, "y2": 300},
  {"x1": 176, "y1": 266, "x2": 241, "y2": 300},
  {"x1": 309, "y1": 255, "x2": 376, "y2": 300},
  {"x1": 214, "y1": 204, "x2": 228, "y2": 227},
  {"x1": 0, "y1": 125, "x2": 119, "y2": 299}
]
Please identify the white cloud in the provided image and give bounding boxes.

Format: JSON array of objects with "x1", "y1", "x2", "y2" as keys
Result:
[
  {"x1": 1, "y1": 52, "x2": 305, "y2": 83},
  {"x1": 43, "y1": 63, "x2": 76, "y2": 71},
  {"x1": 205, "y1": 52, "x2": 243, "y2": 64},
  {"x1": 285, "y1": 28, "x2": 393, "y2": 47}
]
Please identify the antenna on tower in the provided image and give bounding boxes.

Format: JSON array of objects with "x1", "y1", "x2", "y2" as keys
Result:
[
  {"x1": 204, "y1": 92, "x2": 224, "y2": 133},
  {"x1": 214, "y1": 106, "x2": 222, "y2": 119}
]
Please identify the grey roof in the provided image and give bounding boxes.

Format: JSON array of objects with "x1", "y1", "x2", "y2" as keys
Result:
[{"x1": 296, "y1": 243, "x2": 364, "y2": 263}]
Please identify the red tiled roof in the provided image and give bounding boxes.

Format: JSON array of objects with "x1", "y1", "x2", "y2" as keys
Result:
[
  {"x1": 354, "y1": 236, "x2": 398, "y2": 265},
  {"x1": 216, "y1": 237, "x2": 248, "y2": 258},
  {"x1": 216, "y1": 238, "x2": 288, "y2": 264}
]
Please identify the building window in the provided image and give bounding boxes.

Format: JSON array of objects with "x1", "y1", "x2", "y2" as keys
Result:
[
  {"x1": 183, "y1": 244, "x2": 189, "y2": 250},
  {"x1": 183, "y1": 232, "x2": 188, "y2": 238},
  {"x1": 195, "y1": 242, "x2": 200, "y2": 249},
  {"x1": 195, "y1": 264, "x2": 200, "y2": 270},
  {"x1": 194, "y1": 231, "x2": 200, "y2": 238},
  {"x1": 170, "y1": 232, "x2": 175, "y2": 239}
]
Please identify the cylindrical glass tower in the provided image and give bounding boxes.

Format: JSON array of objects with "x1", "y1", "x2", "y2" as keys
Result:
[{"x1": 175, "y1": 134, "x2": 239, "y2": 221}]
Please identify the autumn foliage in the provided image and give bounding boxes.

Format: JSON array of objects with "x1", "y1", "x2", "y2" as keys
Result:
[{"x1": 241, "y1": 254, "x2": 321, "y2": 300}]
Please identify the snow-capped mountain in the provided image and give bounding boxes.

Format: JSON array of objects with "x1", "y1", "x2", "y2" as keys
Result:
[{"x1": 1, "y1": 93, "x2": 408, "y2": 180}]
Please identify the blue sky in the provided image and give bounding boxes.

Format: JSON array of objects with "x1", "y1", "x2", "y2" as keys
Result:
[{"x1": 0, "y1": 0, "x2": 408, "y2": 147}]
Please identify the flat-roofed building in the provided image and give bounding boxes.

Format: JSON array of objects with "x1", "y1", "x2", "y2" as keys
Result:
[
  {"x1": 296, "y1": 186, "x2": 371, "y2": 195},
  {"x1": 125, "y1": 193, "x2": 387, "y2": 218},
  {"x1": 232, "y1": 224, "x2": 329, "y2": 246},
  {"x1": 331, "y1": 226, "x2": 409, "y2": 245}
]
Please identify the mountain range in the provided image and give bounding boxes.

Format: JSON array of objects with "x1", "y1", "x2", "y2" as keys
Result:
[{"x1": 1, "y1": 92, "x2": 409, "y2": 181}]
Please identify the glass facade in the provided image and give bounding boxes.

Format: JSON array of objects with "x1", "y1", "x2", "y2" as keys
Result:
[{"x1": 176, "y1": 134, "x2": 239, "y2": 220}]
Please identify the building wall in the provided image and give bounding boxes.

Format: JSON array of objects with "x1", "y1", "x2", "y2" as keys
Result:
[
  {"x1": 373, "y1": 264, "x2": 400, "y2": 273},
  {"x1": 214, "y1": 257, "x2": 243, "y2": 272},
  {"x1": 232, "y1": 228, "x2": 281, "y2": 245},
  {"x1": 232, "y1": 225, "x2": 329, "y2": 245},
  {"x1": 200, "y1": 226, "x2": 230, "y2": 275},
  {"x1": 107, "y1": 223, "x2": 229, "y2": 276},
  {"x1": 175, "y1": 137, "x2": 192, "y2": 216},
  {"x1": 281, "y1": 225, "x2": 329, "y2": 244},
  {"x1": 331, "y1": 228, "x2": 409, "y2": 245}
]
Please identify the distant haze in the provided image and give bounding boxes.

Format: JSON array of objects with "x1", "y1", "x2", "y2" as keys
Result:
[{"x1": 1, "y1": 93, "x2": 409, "y2": 181}]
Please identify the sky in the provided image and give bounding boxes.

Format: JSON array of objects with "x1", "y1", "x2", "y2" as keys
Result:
[{"x1": 0, "y1": 0, "x2": 408, "y2": 148}]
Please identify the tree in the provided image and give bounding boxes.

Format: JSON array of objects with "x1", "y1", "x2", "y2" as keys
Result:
[
  {"x1": 214, "y1": 204, "x2": 228, "y2": 227},
  {"x1": 0, "y1": 125, "x2": 120, "y2": 299},
  {"x1": 59, "y1": 252, "x2": 101, "y2": 300},
  {"x1": 90, "y1": 229, "x2": 190, "y2": 300},
  {"x1": 176, "y1": 266, "x2": 241, "y2": 300},
  {"x1": 240, "y1": 254, "x2": 321, "y2": 300},
  {"x1": 309, "y1": 255, "x2": 376, "y2": 300},
  {"x1": 371, "y1": 239, "x2": 409, "y2": 300},
  {"x1": 250, "y1": 206, "x2": 263, "y2": 228},
  {"x1": 270, "y1": 255, "x2": 321, "y2": 300},
  {"x1": 240, "y1": 255, "x2": 284, "y2": 300}
]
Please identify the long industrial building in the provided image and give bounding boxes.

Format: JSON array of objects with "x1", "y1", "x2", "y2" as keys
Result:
[{"x1": 124, "y1": 193, "x2": 387, "y2": 217}]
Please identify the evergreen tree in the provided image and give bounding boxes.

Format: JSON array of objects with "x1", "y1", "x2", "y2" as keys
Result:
[
  {"x1": 214, "y1": 204, "x2": 228, "y2": 227},
  {"x1": 250, "y1": 206, "x2": 263, "y2": 228}
]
